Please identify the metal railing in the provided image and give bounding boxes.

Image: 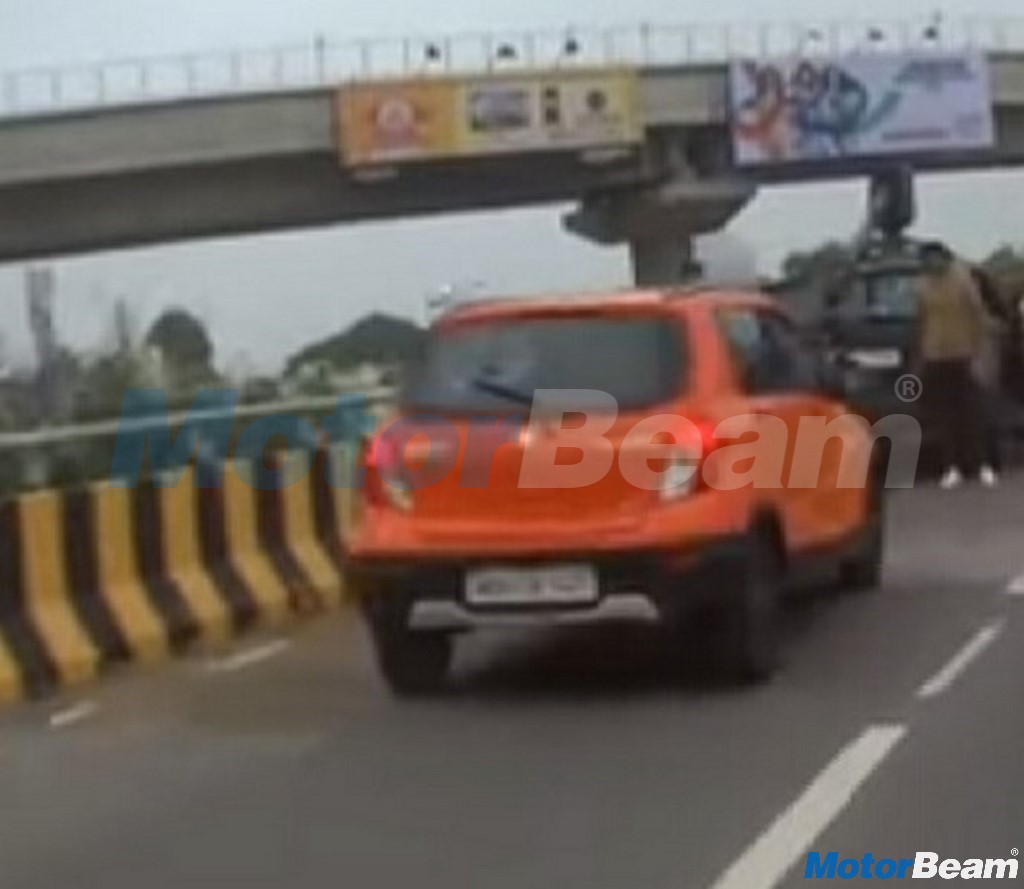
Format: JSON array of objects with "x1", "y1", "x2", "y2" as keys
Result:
[
  {"x1": 2, "y1": 18, "x2": 1024, "y2": 119},
  {"x1": 0, "y1": 388, "x2": 394, "y2": 493}
]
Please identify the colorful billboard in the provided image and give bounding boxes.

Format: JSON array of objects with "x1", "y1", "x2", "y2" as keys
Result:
[
  {"x1": 338, "y1": 69, "x2": 640, "y2": 166},
  {"x1": 338, "y1": 80, "x2": 458, "y2": 165},
  {"x1": 455, "y1": 69, "x2": 640, "y2": 156},
  {"x1": 729, "y1": 53, "x2": 995, "y2": 166}
]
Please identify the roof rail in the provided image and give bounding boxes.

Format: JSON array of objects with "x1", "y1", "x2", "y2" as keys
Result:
[
  {"x1": 431, "y1": 287, "x2": 665, "y2": 320},
  {"x1": 664, "y1": 278, "x2": 763, "y2": 298}
]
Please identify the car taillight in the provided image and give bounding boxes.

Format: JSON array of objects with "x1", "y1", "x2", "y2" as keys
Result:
[
  {"x1": 359, "y1": 432, "x2": 413, "y2": 512},
  {"x1": 658, "y1": 451, "x2": 700, "y2": 501},
  {"x1": 656, "y1": 419, "x2": 718, "y2": 502}
]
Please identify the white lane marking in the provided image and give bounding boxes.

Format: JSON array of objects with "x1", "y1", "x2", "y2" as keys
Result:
[
  {"x1": 707, "y1": 724, "x2": 906, "y2": 889},
  {"x1": 206, "y1": 639, "x2": 291, "y2": 674},
  {"x1": 1007, "y1": 575, "x2": 1024, "y2": 597},
  {"x1": 49, "y1": 700, "x2": 99, "y2": 729},
  {"x1": 916, "y1": 621, "x2": 1005, "y2": 700}
]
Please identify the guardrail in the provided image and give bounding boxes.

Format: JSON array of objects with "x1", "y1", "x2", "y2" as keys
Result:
[
  {"x1": 0, "y1": 433, "x2": 361, "y2": 702},
  {"x1": 2, "y1": 18, "x2": 1024, "y2": 119},
  {"x1": 0, "y1": 388, "x2": 395, "y2": 493}
]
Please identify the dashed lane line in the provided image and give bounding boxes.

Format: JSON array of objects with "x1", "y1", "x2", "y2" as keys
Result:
[
  {"x1": 707, "y1": 724, "x2": 907, "y2": 889},
  {"x1": 205, "y1": 638, "x2": 292, "y2": 674},
  {"x1": 916, "y1": 621, "x2": 1005, "y2": 701},
  {"x1": 49, "y1": 700, "x2": 99, "y2": 729}
]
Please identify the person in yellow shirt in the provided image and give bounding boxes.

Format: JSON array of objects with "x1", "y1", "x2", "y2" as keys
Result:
[{"x1": 917, "y1": 242, "x2": 997, "y2": 489}]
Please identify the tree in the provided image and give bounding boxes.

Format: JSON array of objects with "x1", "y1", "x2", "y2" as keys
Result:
[
  {"x1": 285, "y1": 312, "x2": 427, "y2": 377},
  {"x1": 72, "y1": 353, "x2": 145, "y2": 421},
  {"x1": 145, "y1": 307, "x2": 217, "y2": 395},
  {"x1": 981, "y1": 246, "x2": 1024, "y2": 308},
  {"x1": 781, "y1": 241, "x2": 855, "y2": 287},
  {"x1": 146, "y1": 308, "x2": 214, "y2": 374}
]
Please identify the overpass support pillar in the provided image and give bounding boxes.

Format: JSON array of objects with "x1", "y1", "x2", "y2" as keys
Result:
[
  {"x1": 629, "y1": 234, "x2": 696, "y2": 288},
  {"x1": 564, "y1": 177, "x2": 757, "y2": 287}
]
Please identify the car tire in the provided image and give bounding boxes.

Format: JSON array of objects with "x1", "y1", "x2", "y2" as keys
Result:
[
  {"x1": 839, "y1": 484, "x2": 885, "y2": 592},
  {"x1": 721, "y1": 529, "x2": 783, "y2": 684},
  {"x1": 374, "y1": 628, "x2": 453, "y2": 698}
]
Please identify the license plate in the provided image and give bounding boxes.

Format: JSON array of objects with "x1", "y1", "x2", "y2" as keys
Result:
[
  {"x1": 846, "y1": 348, "x2": 902, "y2": 369},
  {"x1": 465, "y1": 564, "x2": 599, "y2": 606}
]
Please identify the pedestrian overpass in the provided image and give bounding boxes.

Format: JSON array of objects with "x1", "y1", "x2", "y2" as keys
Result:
[{"x1": 3, "y1": 19, "x2": 1024, "y2": 283}]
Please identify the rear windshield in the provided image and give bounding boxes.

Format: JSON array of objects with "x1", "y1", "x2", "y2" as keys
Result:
[
  {"x1": 402, "y1": 315, "x2": 686, "y2": 413},
  {"x1": 835, "y1": 272, "x2": 920, "y2": 322}
]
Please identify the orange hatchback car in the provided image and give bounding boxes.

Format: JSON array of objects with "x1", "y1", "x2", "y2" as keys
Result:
[{"x1": 349, "y1": 288, "x2": 886, "y2": 695}]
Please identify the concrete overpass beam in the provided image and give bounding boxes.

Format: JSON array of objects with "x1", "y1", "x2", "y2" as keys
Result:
[{"x1": 564, "y1": 176, "x2": 756, "y2": 286}]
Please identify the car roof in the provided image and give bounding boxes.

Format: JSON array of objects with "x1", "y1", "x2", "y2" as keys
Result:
[{"x1": 435, "y1": 286, "x2": 782, "y2": 325}]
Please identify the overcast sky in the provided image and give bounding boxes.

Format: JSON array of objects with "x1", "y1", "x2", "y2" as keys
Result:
[{"x1": 1, "y1": 0, "x2": 1024, "y2": 373}]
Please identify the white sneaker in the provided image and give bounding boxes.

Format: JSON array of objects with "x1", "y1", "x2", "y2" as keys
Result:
[
  {"x1": 979, "y1": 466, "x2": 999, "y2": 488},
  {"x1": 939, "y1": 467, "x2": 964, "y2": 490}
]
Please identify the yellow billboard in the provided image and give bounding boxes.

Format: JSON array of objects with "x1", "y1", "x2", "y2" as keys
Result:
[
  {"x1": 338, "y1": 80, "x2": 458, "y2": 166},
  {"x1": 338, "y1": 68, "x2": 640, "y2": 166}
]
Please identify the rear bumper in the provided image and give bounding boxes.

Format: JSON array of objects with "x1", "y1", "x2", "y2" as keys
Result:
[
  {"x1": 408, "y1": 594, "x2": 659, "y2": 630},
  {"x1": 351, "y1": 536, "x2": 748, "y2": 632}
]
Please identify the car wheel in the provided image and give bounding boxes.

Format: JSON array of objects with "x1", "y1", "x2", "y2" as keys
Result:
[
  {"x1": 721, "y1": 530, "x2": 783, "y2": 684},
  {"x1": 839, "y1": 485, "x2": 885, "y2": 592},
  {"x1": 374, "y1": 628, "x2": 453, "y2": 698}
]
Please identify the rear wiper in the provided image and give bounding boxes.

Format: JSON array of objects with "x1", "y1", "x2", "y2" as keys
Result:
[{"x1": 469, "y1": 375, "x2": 535, "y2": 406}]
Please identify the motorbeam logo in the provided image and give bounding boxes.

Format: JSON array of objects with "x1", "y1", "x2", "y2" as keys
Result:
[{"x1": 805, "y1": 850, "x2": 1019, "y2": 880}]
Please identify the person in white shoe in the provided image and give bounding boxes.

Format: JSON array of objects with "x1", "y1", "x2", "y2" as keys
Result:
[
  {"x1": 968, "y1": 265, "x2": 1008, "y2": 488},
  {"x1": 917, "y1": 243, "x2": 996, "y2": 488}
]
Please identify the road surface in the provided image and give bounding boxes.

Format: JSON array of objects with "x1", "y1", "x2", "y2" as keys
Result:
[{"x1": 1, "y1": 478, "x2": 1023, "y2": 888}]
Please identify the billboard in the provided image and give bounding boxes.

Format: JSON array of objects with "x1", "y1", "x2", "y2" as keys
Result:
[
  {"x1": 729, "y1": 53, "x2": 995, "y2": 166},
  {"x1": 339, "y1": 69, "x2": 640, "y2": 165},
  {"x1": 455, "y1": 69, "x2": 640, "y2": 156},
  {"x1": 338, "y1": 80, "x2": 459, "y2": 165}
]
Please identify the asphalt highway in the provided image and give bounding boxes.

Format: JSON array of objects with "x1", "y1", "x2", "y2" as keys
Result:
[{"x1": 2, "y1": 477, "x2": 1022, "y2": 889}]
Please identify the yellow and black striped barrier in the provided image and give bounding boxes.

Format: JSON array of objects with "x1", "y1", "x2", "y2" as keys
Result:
[{"x1": 0, "y1": 444, "x2": 354, "y2": 703}]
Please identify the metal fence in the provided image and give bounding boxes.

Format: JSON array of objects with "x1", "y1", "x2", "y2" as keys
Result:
[
  {"x1": 0, "y1": 389, "x2": 394, "y2": 494},
  {"x1": 3, "y1": 18, "x2": 1024, "y2": 119}
]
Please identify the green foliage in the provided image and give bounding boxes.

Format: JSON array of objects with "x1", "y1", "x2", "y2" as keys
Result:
[
  {"x1": 285, "y1": 312, "x2": 426, "y2": 377},
  {"x1": 146, "y1": 307, "x2": 214, "y2": 373},
  {"x1": 72, "y1": 353, "x2": 142, "y2": 421},
  {"x1": 781, "y1": 241, "x2": 856, "y2": 287},
  {"x1": 980, "y1": 246, "x2": 1024, "y2": 304}
]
